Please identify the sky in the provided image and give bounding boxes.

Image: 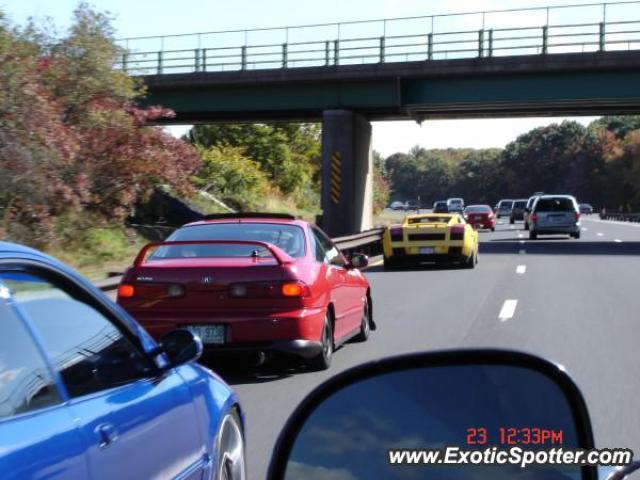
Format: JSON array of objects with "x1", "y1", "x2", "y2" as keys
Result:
[{"x1": 3, "y1": 0, "x2": 629, "y2": 156}]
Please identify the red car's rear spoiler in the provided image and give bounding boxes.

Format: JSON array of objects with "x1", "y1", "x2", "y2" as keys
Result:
[{"x1": 133, "y1": 240, "x2": 295, "y2": 267}]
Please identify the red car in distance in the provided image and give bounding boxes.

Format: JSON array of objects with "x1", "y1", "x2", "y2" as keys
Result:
[
  {"x1": 117, "y1": 213, "x2": 374, "y2": 370},
  {"x1": 463, "y1": 205, "x2": 496, "y2": 231}
]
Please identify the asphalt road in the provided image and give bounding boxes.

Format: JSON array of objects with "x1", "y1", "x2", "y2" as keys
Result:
[{"x1": 200, "y1": 215, "x2": 640, "y2": 478}]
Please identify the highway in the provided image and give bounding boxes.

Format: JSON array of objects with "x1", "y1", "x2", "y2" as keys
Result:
[{"x1": 193, "y1": 215, "x2": 640, "y2": 478}]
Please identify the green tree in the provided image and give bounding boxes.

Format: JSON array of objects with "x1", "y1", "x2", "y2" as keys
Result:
[
  {"x1": 194, "y1": 146, "x2": 270, "y2": 210},
  {"x1": 187, "y1": 123, "x2": 321, "y2": 200},
  {"x1": 590, "y1": 115, "x2": 640, "y2": 139}
]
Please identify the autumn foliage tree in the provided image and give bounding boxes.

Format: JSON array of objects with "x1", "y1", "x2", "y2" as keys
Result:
[{"x1": 0, "y1": 5, "x2": 200, "y2": 247}]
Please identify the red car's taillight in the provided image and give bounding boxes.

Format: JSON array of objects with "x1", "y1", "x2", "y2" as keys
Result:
[
  {"x1": 281, "y1": 282, "x2": 308, "y2": 297},
  {"x1": 118, "y1": 284, "x2": 135, "y2": 298},
  {"x1": 575, "y1": 212, "x2": 581, "y2": 221},
  {"x1": 229, "y1": 281, "x2": 310, "y2": 298}
]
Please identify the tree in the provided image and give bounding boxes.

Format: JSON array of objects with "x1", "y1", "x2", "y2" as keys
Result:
[
  {"x1": 590, "y1": 115, "x2": 640, "y2": 139},
  {"x1": 0, "y1": 5, "x2": 201, "y2": 247},
  {"x1": 187, "y1": 123, "x2": 321, "y2": 200},
  {"x1": 194, "y1": 146, "x2": 270, "y2": 210}
]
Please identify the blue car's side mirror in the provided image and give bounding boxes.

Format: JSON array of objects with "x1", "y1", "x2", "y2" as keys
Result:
[{"x1": 158, "y1": 329, "x2": 203, "y2": 369}]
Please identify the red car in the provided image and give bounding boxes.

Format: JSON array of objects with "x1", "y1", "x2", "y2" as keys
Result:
[
  {"x1": 117, "y1": 213, "x2": 374, "y2": 370},
  {"x1": 463, "y1": 205, "x2": 496, "y2": 231}
]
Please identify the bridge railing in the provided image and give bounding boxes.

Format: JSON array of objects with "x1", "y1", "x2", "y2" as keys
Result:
[
  {"x1": 117, "y1": 1, "x2": 640, "y2": 74},
  {"x1": 599, "y1": 212, "x2": 640, "y2": 221}
]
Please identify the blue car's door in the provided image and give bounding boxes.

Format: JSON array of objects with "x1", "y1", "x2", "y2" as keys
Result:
[
  {"x1": 0, "y1": 281, "x2": 89, "y2": 479},
  {"x1": 7, "y1": 270, "x2": 207, "y2": 480}
]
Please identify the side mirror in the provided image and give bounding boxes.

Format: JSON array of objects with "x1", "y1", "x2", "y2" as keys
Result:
[
  {"x1": 158, "y1": 329, "x2": 203, "y2": 369},
  {"x1": 349, "y1": 253, "x2": 369, "y2": 269},
  {"x1": 268, "y1": 350, "x2": 606, "y2": 480}
]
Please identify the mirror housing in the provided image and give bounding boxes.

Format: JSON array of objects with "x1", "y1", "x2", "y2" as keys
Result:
[
  {"x1": 348, "y1": 253, "x2": 369, "y2": 269},
  {"x1": 268, "y1": 349, "x2": 598, "y2": 480},
  {"x1": 604, "y1": 461, "x2": 640, "y2": 480},
  {"x1": 158, "y1": 329, "x2": 203, "y2": 369}
]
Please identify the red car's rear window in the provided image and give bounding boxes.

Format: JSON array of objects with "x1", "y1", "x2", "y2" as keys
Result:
[{"x1": 153, "y1": 222, "x2": 307, "y2": 259}]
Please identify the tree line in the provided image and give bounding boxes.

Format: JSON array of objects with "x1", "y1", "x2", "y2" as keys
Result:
[{"x1": 382, "y1": 117, "x2": 640, "y2": 211}]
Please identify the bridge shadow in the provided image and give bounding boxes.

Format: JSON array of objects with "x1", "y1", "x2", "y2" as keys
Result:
[{"x1": 481, "y1": 240, "x2": 640, "y2": 256}]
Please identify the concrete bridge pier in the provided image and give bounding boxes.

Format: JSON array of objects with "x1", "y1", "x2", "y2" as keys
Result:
[{"x1": 320, "y1": 110, "x2": 373, "y2": 237}]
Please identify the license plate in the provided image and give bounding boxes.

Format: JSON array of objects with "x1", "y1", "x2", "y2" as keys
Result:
[
  {"x1": 186, "y1": 325, "x2": 225, "y2": 344},
  {"x1": 474, "y1": 216, "x2": 482, "y2": 220},
  {"x1": 419, "y1": 247, "x2": 435, "y2": 254}
]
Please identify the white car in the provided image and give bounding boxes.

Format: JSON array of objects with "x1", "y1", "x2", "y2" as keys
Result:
[{"x1": 447, "y1": 198, "x2": 464, "y2": 213}]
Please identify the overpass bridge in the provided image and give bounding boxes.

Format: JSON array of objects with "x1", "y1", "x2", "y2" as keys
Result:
[{"x1": 120, "y1": 1, "x2": 640, "y2": 236}]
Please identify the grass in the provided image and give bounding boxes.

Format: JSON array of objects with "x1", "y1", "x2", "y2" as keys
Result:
[
  {"x1": 45, "y1": 213, "x2": 148, "y2": 281},
  {"x1": 41, "y1": 193, "x2": 320, "y2": 281}
]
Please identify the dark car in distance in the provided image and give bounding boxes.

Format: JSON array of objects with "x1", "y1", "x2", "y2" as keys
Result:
[
  {"x1": 433, "y1": 201, "x2": 449, "y2": 213},
  {"x1": 579, "y1": 203, "x2": 594, "y2": 215},
  {"x1": 510, "y1": 199, "x2": 528, "y2": 224},
  {"x1": 404, "y1": 200, "x2": 420, "y2": 211}
]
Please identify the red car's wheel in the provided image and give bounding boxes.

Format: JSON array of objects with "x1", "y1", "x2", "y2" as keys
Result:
[
  {"x1": 354, "y1": 297, "x2": 371, "y2": 342},
  {"x1": 308, "y1": 312, "x2": 333, "y2": 371}
]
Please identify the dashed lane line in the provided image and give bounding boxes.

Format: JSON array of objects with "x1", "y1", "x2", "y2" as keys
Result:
[{"x1": 499, "y1": 300, "x2": 518, "y2": 322}]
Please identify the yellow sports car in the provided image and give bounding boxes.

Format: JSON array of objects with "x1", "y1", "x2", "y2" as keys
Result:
[{"x1": 382, "y1": 213, "x2": 479, "y2": 269}]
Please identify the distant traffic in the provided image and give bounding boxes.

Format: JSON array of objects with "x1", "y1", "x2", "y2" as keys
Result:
[{"x1": 384, "y1": 193, "x2": 589, "y2": 264}]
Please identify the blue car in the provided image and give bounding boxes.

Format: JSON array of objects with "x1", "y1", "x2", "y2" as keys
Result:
[{"x1": 0, "y1": 242, "x2": 246, "y2": 480}]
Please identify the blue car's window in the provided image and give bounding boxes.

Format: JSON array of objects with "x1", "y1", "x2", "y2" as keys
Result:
[
  {"x1": 3, "y1": 272, "x2": 155, "y2": 399},
  {"x1": 0, "y1": 283, "x2": 61, "y2": 420}
]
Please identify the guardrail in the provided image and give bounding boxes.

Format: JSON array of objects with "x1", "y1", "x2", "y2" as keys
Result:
[
  {"x1": 117, "y1": 1, "x2": 640, "y2": 75},
  {"x1": 599, "y1": 212, "x2": 640, "y2": 221},
  {"x1": 96, "y1": 227, "x2": 386, "y2": 292}
]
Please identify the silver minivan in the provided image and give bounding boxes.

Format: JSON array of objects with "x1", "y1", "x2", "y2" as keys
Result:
[{"x1": 528, "y1": 195, "x2": 581, "y2": 239}]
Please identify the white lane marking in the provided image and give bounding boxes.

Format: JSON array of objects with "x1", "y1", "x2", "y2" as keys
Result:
[
  {"x1": 516, "y1": 265, "x2": 526, "y2": 274},
  {"x1": 509, "y1": 225, "x2": 515, "y2": 229},
  {"x1": 518, "y1": 233, "x2": 524, "y2": 238},
  {"x1": 499, "y1": 300, "x2": 518, "y2": 321},
  {"x1": 582, "y1": 227, "x2": 588, "y2": 231},
  {"x1": 597, "y1": 232, "x2": 604, "y2": 237},
  {"x1": 519, "y1": 249, "x2": 526, "y2": 254},
  {"x1": 614, "y1": 239, "x2": 623, "y2": 243}
]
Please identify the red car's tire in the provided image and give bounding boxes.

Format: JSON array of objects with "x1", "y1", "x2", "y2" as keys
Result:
[
  {"x1": 354, "y1": 297, "x2": 371, "y2": 342},
  {"x1": 308, "y1": 312, "x2": 333, "y2": 371}
]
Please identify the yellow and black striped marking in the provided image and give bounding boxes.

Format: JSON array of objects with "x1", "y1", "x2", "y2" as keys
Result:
[{"x1": 330, "y1": 152, "x2": 341, "y2": 204}]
